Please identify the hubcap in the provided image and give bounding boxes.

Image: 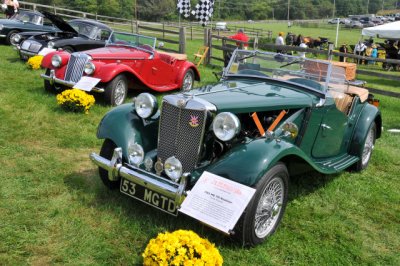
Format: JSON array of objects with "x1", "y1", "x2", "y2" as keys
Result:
[
  {"x1": 10, "y1": 33, "x2": 18, "y2": 45},
  {"x1": 114, "y1": 80, "x2": 126, "y2": 105},
  {"x1": 182, "y1": 72, "x2": 193, "y2": 91},
  {"x1": 361, "y1": 126, "x2": 375, "y2": 166},
  {"x1": 254, "y1": 177, "x2": 284, "y2": 238}
]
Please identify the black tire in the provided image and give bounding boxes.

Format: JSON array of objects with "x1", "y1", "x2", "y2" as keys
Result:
[
  {"x1": 104, "y1": 74, "x2": 128, "y2": 106},
  {"x1": 6, "y1": 30, "x2": 19, "y2": 45},
  {"x1": 240, "y1": 162, "x2": 289, "y2": 246},
  {"x1": 99, "y1": 139, "x2": 120, "y2": 189},
  {"x1": 351, "y1": 122, "x2": 376, "y2": 172},
  {"x1": 62, "y1": 46, "x2": 74, "y2": 53},
  {"x1": 44, "y1": 69, "x2": 56, "y2": 93},
  {"x1": 181, "y1": 69, "x2": 194, "y2": 92}
]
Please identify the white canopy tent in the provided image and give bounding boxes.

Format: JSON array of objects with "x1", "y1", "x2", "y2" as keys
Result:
[{"x1": 361, "y1": 21, "x2": 400, "y2": 40}]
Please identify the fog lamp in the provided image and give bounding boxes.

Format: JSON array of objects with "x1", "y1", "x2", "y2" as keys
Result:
[
  {"x1": 128, "y1": 142, "x2": 144, "y2": 166},
  {"x1": 164, "y1": 156, "x2": 182, "y2": 182}
]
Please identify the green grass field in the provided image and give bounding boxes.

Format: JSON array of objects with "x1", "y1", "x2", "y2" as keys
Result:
[{"x1": 0, "y1": 30, "x2": 399, "y2": 265}]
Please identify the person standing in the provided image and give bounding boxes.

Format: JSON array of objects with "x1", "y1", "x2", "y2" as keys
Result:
[
  {"x1": 370, "y1": 44, "x2": 378, "y2": 65},
  {"x1": 228, "y1": 29, "x2": 249, "y2": 50},
  {"x1": 354, "y1": 41, "x2": 367, "y2": 64},
  {"x1": 275, "y1": 32, "x2": 285, "y2": 53},
  {"x1": 4, "y1": 0, "x2": 18, "y2": 18},
  {"x1": 339, "y1": 44, "x2": 348, "y2": 62},
  {"x1": 298, "y1": 39, "x2": 307, "y2": 58}
]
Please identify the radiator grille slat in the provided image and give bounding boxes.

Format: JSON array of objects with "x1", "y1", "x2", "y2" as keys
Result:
[
  {"x1": 64, "y1": 53, "x2": 89, "y2": 83},
  {"x1": 158, "y1": 101, "x2": 206, "y2": 173}
]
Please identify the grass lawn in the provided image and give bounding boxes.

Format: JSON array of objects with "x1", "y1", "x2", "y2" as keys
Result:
[{"x1": 0, "y1": 29, "x2": 399, "y2": 265}]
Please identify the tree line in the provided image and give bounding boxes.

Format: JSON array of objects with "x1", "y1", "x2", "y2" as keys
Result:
[{"x1": 27, "y1": 0, "x2": 400, "y2": 21}]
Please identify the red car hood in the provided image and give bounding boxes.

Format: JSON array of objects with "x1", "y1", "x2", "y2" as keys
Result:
[{"x1": 86, "y1": 46, "x2": 150, "y2": 60}]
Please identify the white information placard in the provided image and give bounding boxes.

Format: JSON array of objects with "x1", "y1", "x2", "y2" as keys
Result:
[
  {"x1": 179, "y1": 171, "x2": 256, "y2": 234},
  {"x1": 38, "y1": 48, "x2": 56, "y2": 56},
  {"x1": 73, "y1": 77, "x2": 101, "y2": 92}
]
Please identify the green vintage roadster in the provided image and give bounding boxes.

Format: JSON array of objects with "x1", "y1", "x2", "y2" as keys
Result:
[{"x1": 90, "y1": 50, "x2": 381, "y2": 246}]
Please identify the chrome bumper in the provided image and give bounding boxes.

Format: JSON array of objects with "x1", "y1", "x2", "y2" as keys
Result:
[
  {"x1": 40, "y1": 69, "x2": 104, "y2": 93},
  {"x1": 89, "y1": 148, "x2": 187, "y2": 206},
  {"x1": 19, "y1": 49, "x2": 37, "y2": 57}
]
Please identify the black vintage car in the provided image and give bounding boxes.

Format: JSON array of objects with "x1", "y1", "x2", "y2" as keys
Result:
[{"x1": 15, "y1": 11, "x2": 112, "y2": 59}]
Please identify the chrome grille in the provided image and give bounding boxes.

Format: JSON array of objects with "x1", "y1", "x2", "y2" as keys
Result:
[
  {"x1": 64, "y1": 53, "x2": 89, "y2": 83},
  {"x1": 21, "y1": 40, "x2": 42, "y2": 53},
  {"x1": 158, "y1": 101, "x2": 207, "y2": 173}
]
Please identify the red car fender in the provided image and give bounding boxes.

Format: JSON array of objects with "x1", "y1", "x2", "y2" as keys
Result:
[
  {"x1": 175, "y1": 61, "x2": 201, "y2": 85},
  {"x1": 93, "y1": 63, "x2": 144, "y2": 84},
  {"x1": 41, "y1": 51, "x2": 70, "y2": 69}
]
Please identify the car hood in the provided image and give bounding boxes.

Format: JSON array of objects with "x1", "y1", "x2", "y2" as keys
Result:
[
  {"x1": 85, "y1": 46, "x2": 150, "y2": 59},
  {"x1": 191, "y1": 79, "x2": 315, "y2": 113},
  {"x1": 41, "y1": 11, "x2": 77, "y2": 34}
]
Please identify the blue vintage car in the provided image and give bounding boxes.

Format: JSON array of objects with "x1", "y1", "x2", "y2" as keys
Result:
[{"x1": 0, "y1": 10, "x2": 59, "y2": 45}]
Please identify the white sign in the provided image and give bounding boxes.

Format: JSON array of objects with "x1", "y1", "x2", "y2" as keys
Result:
[
  {"x1": 73, "y1": 77, "x2": 101, "y2": 92},
  {"x1": 38, "y1": 48, "x2": 56, "y2": 56},
  {"x1": 179, "y1": 171, "x2": 255, "y2": 234}
]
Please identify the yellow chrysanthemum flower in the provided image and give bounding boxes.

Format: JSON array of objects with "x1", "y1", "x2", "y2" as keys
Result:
[
  {"x1": 143, "y1": 230, "x2": 223, "y2": 266},
  {"x1": 26, "y1": 55, "x2": 44, "y2": 70},
  {"x1": 56, "y1": 89, "x2": 95, "y2": 114}
]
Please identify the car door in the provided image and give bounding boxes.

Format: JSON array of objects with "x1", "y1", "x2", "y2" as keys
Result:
[
  {"x1": 311, "y1": 100, "x2": 349, "y2": 158},
  {"x1": 145, "y1": 54, "x2": 174, "y2": 86}
]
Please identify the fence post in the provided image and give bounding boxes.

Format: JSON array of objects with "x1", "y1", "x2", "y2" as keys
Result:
[
  {"x1": 253, "y1": 36, "x2": 258, "y2": 50},
  {"x1": 53, "y1": 4, "x2": 56, "y2": 14},
  {"x1": 33, "y1": 4, "x2": 36, "y2": 11},
  {"x1": 95, "y1": 12, "x2": 98, "y2": 21},
  {"x1": 328, "y1": 43, "x2": 334, "y2": 60},
  {"x1": 179, "y1": 27, "x2": 186, "y2": 54},
  {"x1": 191, "y1": 26, "x2": 193, "y2": 41},
  {"x1": 205, "y1": 28, "x2": 212, "y2": 65},
  {"x1": 131, "y1": 18, "x2": 134, "y2": 33},
  {"x1": 136, "y1": 21, "x2": 139, "y2": 34}
]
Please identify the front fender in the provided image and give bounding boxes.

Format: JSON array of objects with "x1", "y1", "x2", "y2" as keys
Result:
[
  {"x1": 96, "y1": 103, "x2": 159, "y2": 160},
  {"x1": 194, "y1": 138, "x2": 308, "y2": 186},
  {"x1": 349, "y1": 103, "x2": 382, "y2": 156}
]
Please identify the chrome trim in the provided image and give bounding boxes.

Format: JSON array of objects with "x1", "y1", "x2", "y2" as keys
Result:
[
  {"x1": 0, "y1": 35, "x2": 6, "y2": 38},
  {"x1": 90, "y1": 150, "x2": 187, "y2": 208},
  {"x1": 163, "y1": 94, "x2": 217, "y2": 112},
  {"x1": 19, "y1": 49, "x2": 37, "y2": 57},
  {"x1": 40, "y1": 69, "x2": 104, "y2": 93}
]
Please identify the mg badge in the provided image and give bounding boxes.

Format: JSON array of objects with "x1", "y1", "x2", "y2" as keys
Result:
[
  {"x1": 154, "y1": 158, "x2": 164, "y2": 176},
  {"x1": 189, "y1": 115, "x2": 199, "y2": 128},
  {"x1": 177, "y1": 99, "x2": 187, "y2": 108}
]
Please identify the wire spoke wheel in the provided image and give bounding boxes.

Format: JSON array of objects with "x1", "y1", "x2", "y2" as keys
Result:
[
  {"x1": 114, "y1": 80, "x2": 127, "y2": 105},
  {"x1": 181, "y1": 69, "x2": 194, "y2": 92},
  {"x1": 254, "y1": 177, "x2": 284, "y2": 238}
]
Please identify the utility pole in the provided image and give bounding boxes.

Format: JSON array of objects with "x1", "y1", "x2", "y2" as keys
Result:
[
  {"x1": 367, "y1": 0, "x2": 370, "y2": 14},
  {"x1": 287, "y1": 0, "x2": 290, "y2": 22},
  {"x1": 332, "y1": 0, "x2": 335, "y2": 18}
]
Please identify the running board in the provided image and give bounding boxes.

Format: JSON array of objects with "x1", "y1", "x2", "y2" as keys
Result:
[{"x1": 314, "y1": 154, "x2": 359, "y2": 172}]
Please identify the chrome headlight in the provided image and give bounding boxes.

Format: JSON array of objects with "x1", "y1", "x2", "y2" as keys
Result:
[
  {"x1": 134, "y1": 93, "x2": 158, "y2": 119},
  {"x1": 164, "y1": 156, "x2": 182, "y2": 182},
  {"x1": 128, "y1": 142, "x2": 144, "y2": 166},
  {"x1": 212, "y1": 112, "x2": 241, "y2": 141},
  {"x1": 84, "y1": 61, "x2": 95, "y2": 75},
  {"x1": 47, "y1": 41, "x2": 55, "y2": 48},
  {"x1": 51, "y1": 54, "x2": 62, "y2": 67},
  {"x1": 13, "y1": 34, "x2": 21, "y2": 44}
]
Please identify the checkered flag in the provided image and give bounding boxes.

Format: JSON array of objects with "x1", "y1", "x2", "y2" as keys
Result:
[
  {"x1": 177, "y1": 0, "x2": 191, "y2": 18},
  {"x1": 191, "y1": 0, "x2": 215, "y2": 27}
]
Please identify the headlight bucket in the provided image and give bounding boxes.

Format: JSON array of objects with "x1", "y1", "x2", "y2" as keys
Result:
[
  {"x1": 164, "y1": 156, "x2": 182, "y2": 182},
  {"x1": 51, "y1": 54, "x2": 62, "y2": 68},
  {"x1": 134, "y1": 93, "x2": 158, "y2": 119},
  {"x1": 212, "y1": 112, "x2": 241, "y2": 141},
  {"x1": 84, "y1": 61, "x2": 95, "y2": 75},
  {"x1": 128, "y1": 142, "x2": 144, "y2": 166}
]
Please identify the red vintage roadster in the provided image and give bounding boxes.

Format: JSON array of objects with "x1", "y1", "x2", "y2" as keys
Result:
[{"x1": 41, "y1": 32, "x2": 200, "y2": 105}]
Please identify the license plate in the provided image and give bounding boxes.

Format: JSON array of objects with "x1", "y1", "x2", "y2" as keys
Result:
[{"x1": 120, "y1": 178, "x2": 178, "y2": 216}]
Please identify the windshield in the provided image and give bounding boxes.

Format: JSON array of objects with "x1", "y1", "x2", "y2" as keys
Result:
[
  {"x1": 224, "y1": 50, "x2": 348, "y2": 94},
  {"x1": 107, "y1": 32, "x2": 157, "y2": 50},
  {"x1": 69, "y1": 21, "x2": 98, "y2": 38},
  {"x1": 12, "y1": 12, "x2": 43, "y2": 25}
]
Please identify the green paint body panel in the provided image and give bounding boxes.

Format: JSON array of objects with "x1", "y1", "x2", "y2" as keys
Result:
[{"x1": 96, "y1": 103, "x2": 159, "y2": 160}]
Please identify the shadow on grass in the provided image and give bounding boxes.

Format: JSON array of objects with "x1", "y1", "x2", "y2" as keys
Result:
[{"x1": 63, "y1": 167, "x2": 341, "y2": 250}]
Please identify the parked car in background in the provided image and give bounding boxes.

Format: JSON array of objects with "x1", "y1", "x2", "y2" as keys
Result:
[
  {"x1": 345, "y1": 20, "x2": 364, "y2": 29},
  {"x1": 89, "y1": 50, "x2": 381, "y2": 246},
  {"x1": 0, "y1": 9, "x2": 59, "y2": 45},
  {"x1": 41, "y1": 31, "x2": 200, "y2": 105},
  {"x1": 15, "y1": 11, "x2": 112, "y2": 60}
]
